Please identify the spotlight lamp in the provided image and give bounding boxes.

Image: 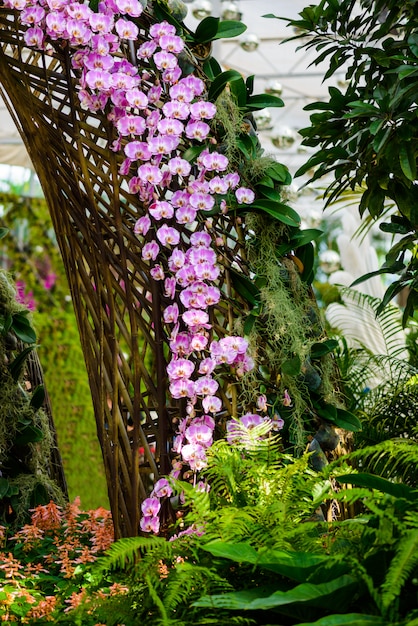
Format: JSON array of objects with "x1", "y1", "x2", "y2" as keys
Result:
[
  {"x1": 240, "y1": 33, "x2": 260, "y2": 52},
  {"x1": 319, "y1": 249, "x2": 341, "y2": 274},
  {"x1": 271, "y1": 126, "x2": 296, "y2": 149},
  {"x1": 191, "y1": 0, "x2": 213, "y2": 19},
  {"x1": 265, "y1": 80, "x2": 283, "y2": 97},
  {"x1": 221, "y1": 0, "x2": 241, "y2": 20}
]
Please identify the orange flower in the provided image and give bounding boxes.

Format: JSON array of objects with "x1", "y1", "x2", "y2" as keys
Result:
[{"x1": 0, "y1": 553, "x2": 25, "y2": 579}]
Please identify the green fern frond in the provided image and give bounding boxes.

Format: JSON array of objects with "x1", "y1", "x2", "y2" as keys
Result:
[
  {"x1": 340, "y1": 439, "x2": 418, "y2": 486},
  {"x1": 381, "y1": 529, "x2": 418, "y2": 613},
  {"x1": 93, "y1": 535, "x2": 169, "y2": 574}
]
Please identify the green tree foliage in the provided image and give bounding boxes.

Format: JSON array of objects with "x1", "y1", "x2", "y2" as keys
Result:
[
  {"x1": 273, "y1": 0, "x2": 418, "y2": 323},
  {"x1": 0, "y1": 193, "x2": 108, "y2": 508}
]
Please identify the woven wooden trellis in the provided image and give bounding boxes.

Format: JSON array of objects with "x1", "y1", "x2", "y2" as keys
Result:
[{"x1": 0, "y1": 4, "x2": 251, "y2": 537}]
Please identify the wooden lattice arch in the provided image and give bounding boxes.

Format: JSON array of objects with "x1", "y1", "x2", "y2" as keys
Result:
[{"x1": 0, "y1": 4, "x2": 251, "y2": 537}]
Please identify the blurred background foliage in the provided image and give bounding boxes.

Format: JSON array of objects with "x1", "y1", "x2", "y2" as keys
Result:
[{"x1": 0, "y1": 190, "x2": 108, "y2": 509}]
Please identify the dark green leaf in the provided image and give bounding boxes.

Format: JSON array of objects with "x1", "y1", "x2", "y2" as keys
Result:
[
  {"x1": 12, "y1": 313, "x2": 37, "y2": 344},
  {"x1": 0, "y1": 477, "x2": 11, "y2": 498},
  {"x1": 399, "y1": 143, "x2": 416, "y2": 181},
  {"x1": 291, "y1": 228, "x2": 323, "y2": 247},
  {"x1": 8, "y1": 346, "x2": 35, "y2": 381},
  {"x1": 15, "y1": 424, "x2": 44, "y2": 445},
  {"x1": 333, "y1": 408, "x2": 362, "y2": 432},
  {"x1": 229, "y1": 269, "x2": 261, "y2": 306},
  {"x1": 282, "y1": 355, "x2": 301, "y2": 375},
  {"x1": 247, "y1": 199, "x2": 301, "y2": 227},
  {"x1": 193, "y1": 575, "x2": 358, "y2": 610},
  {"x1": 296, "y1": 243, "x2": 315, "y2": 284},
  {"x1": 208, "y1": 69, "x2": 244, "y2": 102},
  {"x1": 194, "y1": 16, "x2": 219, "y2": 43},
  {"x1": 182, "y1": 144, "x2": 206, "y2": 162},
  {"x1": 0, "y1": 313, "x2": 12, "y2": 335},
  {"x1": 295, "y1": 614, "x2": 390, "y2": 626},
  {"x1": 213, "y1": 20, "x2": 247, "y2": 41},
  {"x1": 30, "y1": 385, "x2": 45, "y2": 411},
  {"x1": 258, "y1": 185, "x2": 283, "y2": 202},
  {"x1": 337, "y1": 473, "x2": 418, "y2": 501},
  {"x1": 350, "y1": 260, "x2": 405, "y2": 288},
  {"x1": 202, "y1": 56, "x2": 222, "y2": 80},
  {"x1": 246, "y1": 94, "x2": 284, "y2": 111},
  {"x1": 246, "y1": 75, "x2": 255, "y2": 97},
  {"x1": 310, "y1": 339, "x2": 338, "y2": 358},
  {"x1": 265, "y1": 162, "x2": 291, "y2": 183},
  {"x1": 0, "y1": 227, "x2": 8, "y2": 240},
  {"x1": 230, "y1": 76, "x2": 248, "y2": 107}
]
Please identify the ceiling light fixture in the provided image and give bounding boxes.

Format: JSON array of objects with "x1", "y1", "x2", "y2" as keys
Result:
[
  {"x1": 240, "y1": 33, "x2": 260, "y2": 52},
  {"x1": 191, "y1": 0, "x2": 213, "y2": 19}
]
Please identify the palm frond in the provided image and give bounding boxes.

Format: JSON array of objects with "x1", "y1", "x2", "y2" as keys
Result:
[{"x1": 327, "y1": 287, "x2": 409, "y2": 362}]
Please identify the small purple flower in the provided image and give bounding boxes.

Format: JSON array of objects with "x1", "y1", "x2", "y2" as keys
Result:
[
  {"x1": 169, "y1": 82, "x2": 195, "y2": 103},
  {"x1": 182, "y1": 309, "x2": 210, "y2": 329},
  {"x1": 235, "y1": 187, "x2": 255, "y2": 204},
  {"x1": 165, "y1": 277, "x2": 176, "y2": 299},
  {"x1": 176, "y1": 265, "x2": 197, "y2": 286},
  {"x1": 134, "y1": 214, "x2": 151, "y2": 236},
  {"x1": 195, "y1": 262, "x2": 220, "y2": 281},
  {"x1": 140, "y1": 515, "x2": 160, "y2": 533},
  {"x1": 195, "y1": 376, "x2": 218, "y2": 396},
  {"x1": 115, "y1": 17, "x2": 139, "y2": 40},
  {"x1": 85, "y1": 69, "x2": 113, "y2": 91},
  {"x1": 189, "y1": 101, "x2": 217, "y2": 120},
  {"x1": 126, "y1": 88, "x2": 148, "y2": 109},
  {"x1": 162, "y1": 101, "x2": 190, "y2": 120},
  {"x1": 148, "y1": 135, "x2": 179, "y2": 155},
  {"x1": 157, "y1": 118, "x2": 184, "y2": 137},
  {"x1": 150, "y1": 264, "x2": 165, "y2": 281},
  {"x1": 137, "y1": 39, "x2": 158, "y2": 60},
  {"x1": 257, "y1": 394, "x2": 268, "y2": 412},
  {"x1": 283, "y1": 389, "x2": 292, "y2": 407},
  {"x1": 185, "y1": 121, "x2": 211, "y2": 142},
  {"x1": 138, "y1": 164, "x2": 163, "y2": 184},
  {"x1": 188, "y1": 246, "x2": 217, "y2": 266},
  {"x1": 185, "y1": 422, "x2": 214, "y2": 447},
  {"x1": 153, "y1": 51, "x2": 178, "y2": 70},
  {"x1": 156, "y1": 224, "x2": 180, "y2": 247},
  {"x1": 169, "y1": 378, "x2": 195, "y2": 399},
  {"x1": 24, "y1": 26, "x2": 45, "y2": 47},
  {"x1": 169, "y1": 333, "x2": 191, "y2": 357},
  {"x1": 200, "y1": 152, "x2": 229, "y2": 172},
  {"x1": 209, "y1": 176, "x2": 229, "y2": 195},
  {"x1": 159, "y1": 34, "x2": 184, "y2": 53},
  {"x1": 180, "y1": 75, "x2": 205, "y2": 96},
  {"x1": 115, "y1": 0, "x2": 143, "y2": 16},
  {"x1": 202, "y1": 395, "x2": 222, "y2": 414},
  {"x1": 163, "y1": 303, "x2": 179, "y2": 325},
  {"x1": 189, "y1": 192, "x2": 215, "y2": 212},
  {"x1": 168, "y1": 248, "x2": 186, "y2": 272},
  {"x1": 116, "y1": 115, "x2": 146, "y2": 136},
  {"x1": 190, "y1": 231, "x2": 212, "y2": 247},
  {"x1": 149, "y1": 20, "x2": 176, "y2": 39},
  {"x1": 89, "y1": 12, "x2": 114, "y2": 33},
  {"x1": 175, "y1": 206, "x2": 197, "y2": 225},
  {"x1": 225, "y1": 172, "x2": 241, "y2": 189},
  {"x1": 167, "y1": 357, "x2": 194, "y2": 380},
  {"x1": 181, "y1": 443, "x2": 207, "y2": 471},
  {"x1": 141, "y1": 240, "x2": 160, "y2": 261},
  {"x1": 190, "y1": 334, "x2": 209, "y2": 351},
  {"x1": 149, "y1": 200, "x2": 174, "y2": 220},
  {"x1": 141, "y1": 497, "x2": 161, "y2": 517},
  {"x1": 198, "y1": 357, "x2": 216, "y2": 376},
  {"x1": 168, "y1": 157, "x2": 191, "y2": 177},
  {"x1": 152, "y1": 478, "x2": 173, "y2": 498},
  {"x1": 124, "y1": 141, "x2": 151, "y2": 161}
]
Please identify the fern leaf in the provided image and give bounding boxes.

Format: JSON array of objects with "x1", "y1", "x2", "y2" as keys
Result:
[{"x1": 380, "y1": 529, "x2": 418, "y2": 612}]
